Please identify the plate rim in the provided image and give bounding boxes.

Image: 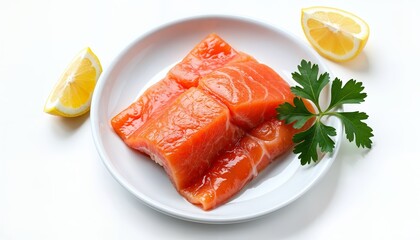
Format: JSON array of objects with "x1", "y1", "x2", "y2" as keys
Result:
[{"x1": 91, "y1": 14, "x2": 342, "y2": 224}]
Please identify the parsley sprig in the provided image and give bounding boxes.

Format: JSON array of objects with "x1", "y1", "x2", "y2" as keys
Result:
[{"x1": 276, "y1": 60, "x2": 373, "y2": 165}]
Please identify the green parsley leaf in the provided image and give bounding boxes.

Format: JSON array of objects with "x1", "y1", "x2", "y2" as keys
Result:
[
  {"x1": 327, "y1": 78, "x2": 367, "y2": 111},
  {"x1": 276, "y1": 97, "x2": 314, "y2": 129},
  {"x1": 293, "y1": 121, "x2": 337, "y2": 165},
  {"x1": 330, "y1": 111, "x2": 373, "y2": 148},
  {"x1": 291, "y1": 60, "x2": 330, "y2": 110},
  {"x1": 276, "y1": 60, "x2": 374, "y2": 165}
]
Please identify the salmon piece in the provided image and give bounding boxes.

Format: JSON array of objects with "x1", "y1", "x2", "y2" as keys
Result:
[
  {"x1": 182, "y1": 146, "x2": 254, "y2": 210},
  {"x1": 168, "y1": 33, "x2": 250, "y2": 88},
  {"x1": 111, "y1": 33, "x2": 249, "y2": 141},
  {"x1": 181, "y1": 116, "x2": 313, "y2": 211},
  {"x1": 111, "y1": 77, "x2": 185, "y2": 140},
  {"x1": 126, "y1": 88, "x2": 244, "y2": 190},
  {"x1": 199, "y1": 61, "x2": 294, "y2": 130}
]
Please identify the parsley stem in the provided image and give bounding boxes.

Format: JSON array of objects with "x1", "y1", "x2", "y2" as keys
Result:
[{"x1": 314, "y1": 102, "x2": 323, "y2": 114}]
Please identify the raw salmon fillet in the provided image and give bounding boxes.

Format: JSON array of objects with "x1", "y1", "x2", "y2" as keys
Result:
[
  {"x1": 111, "y1": 33, "x2": 248, "y2": 141},
  {"x1": 126, "y1": 88, "x2": 244, "y2": 189},
  {"x1": 168, "y1": 33, "x2": 254, "y2": 88},
  {"x1": 111, "y1": 77, "x2": 185, "y2": 140},
  {"x1": 181, "y1": 117, "x2": 313, "y2": 210},
  {"x1": 199, "y1": 61, "x2": 294, "y2": 130}
]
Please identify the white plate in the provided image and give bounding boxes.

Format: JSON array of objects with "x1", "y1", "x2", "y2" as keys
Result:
[{"x1": 91, "y1": 15, "x2": 342, "y2": 224}]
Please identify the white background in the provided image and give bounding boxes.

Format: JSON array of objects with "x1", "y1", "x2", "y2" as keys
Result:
[{"x1": 1, "y1": 0, "x2": 419, "y2": 239}]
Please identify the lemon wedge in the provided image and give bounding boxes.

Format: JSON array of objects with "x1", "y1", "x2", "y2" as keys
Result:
[
  {"x1": 301, "y1": 6, "x2": 369, "y2": 62},
  {"x1": 44, "y1": 47, "x2": 102, "y2": 117}
]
